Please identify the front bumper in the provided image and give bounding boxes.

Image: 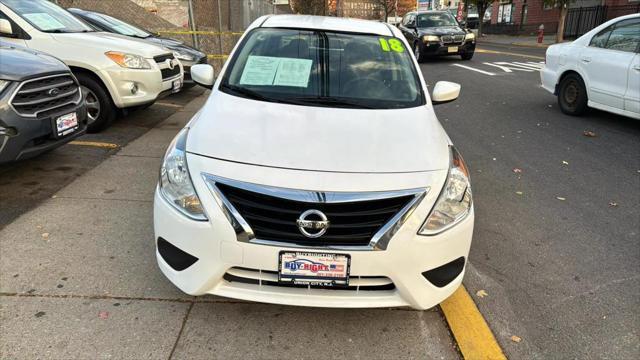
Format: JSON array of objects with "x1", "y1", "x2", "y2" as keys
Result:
[
  {"x1": 98, "y1": 62, "x2": 183, "y2": 108},
  {"x1": 153, "y1": 155, "x2": 474, "y2": 310},
  {"x1": 0, "y1": 97, "x2": 88, "y2": 164},
  {"x1": 421, "y1": 41, "x2": 476, "y2": 57}
]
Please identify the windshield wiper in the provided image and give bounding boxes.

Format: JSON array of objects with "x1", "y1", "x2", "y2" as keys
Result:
[
  {"x1": 291, "y1": 96, "x2": 374, "y2": 109},
  {"x1": 220, "y1": 84, "x2": 287, "y2": 103}
]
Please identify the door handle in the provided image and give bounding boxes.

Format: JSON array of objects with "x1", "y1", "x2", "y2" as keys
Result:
[{"x1": 581, "y1": 57, "x2": 591, "y2": 63}]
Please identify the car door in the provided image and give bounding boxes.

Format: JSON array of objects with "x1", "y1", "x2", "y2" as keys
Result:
[
  {"x1": 579, "y1": 18, "x2": 639, "y2": 111},
  {"x1": 626, "y1": 53, "x2": 640, "y2": 116}
]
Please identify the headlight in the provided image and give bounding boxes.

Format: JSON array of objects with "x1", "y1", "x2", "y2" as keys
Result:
[
  {"x1": 465, "y1": 32, "x2": 476, "y2": 41},
  {"x1": 105, "y1": 51, "x2": 151, "y2": 69},
  {"x1": 419, "y1": 146, "x2": 472, "y2": 235},
  {"x1": 0, "y1": 79, "x2": 11, "y2": 94},
  {"x1": 173, "y1": 51, "x2": 194, "y2": 62},
  {"x1": 423, "y1": 35, "x2": 440, "y2": 43},
  {"x1": 159, "y1": 128, "x2": 207, "y2": 221}
]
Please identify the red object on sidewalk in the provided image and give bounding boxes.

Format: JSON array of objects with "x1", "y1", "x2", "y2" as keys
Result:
[{"x1": 537, "y1": 24, "x2": 544, "y2": 44}]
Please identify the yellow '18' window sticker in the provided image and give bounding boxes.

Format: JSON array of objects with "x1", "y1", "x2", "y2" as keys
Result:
[{"x1": 379, "y1": 38, "x2": 405, "y2": 53}]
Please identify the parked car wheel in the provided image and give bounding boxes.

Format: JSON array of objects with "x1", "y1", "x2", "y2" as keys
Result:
[
  {"x1": 558, "y1": 73, "x2": 588, "y2": 116},
  {"x1": 461, "y1": 52, "x2": 474, "y2": 60},
  {"x1": 76, "y1": 73, "x2": 116, "y2": 133}
]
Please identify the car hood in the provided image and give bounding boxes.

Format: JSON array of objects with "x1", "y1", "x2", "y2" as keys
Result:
[
  {"x1": 52, "y1": 32, "x2": 170, "y2": 58},
  {"x1": 147, "y1": 36, "x2": 206, "y2": 58},
  {"x1": 187, "y1": 92, "x2": 450, "y2": 173},
  {"x1": 418, "y1": 26, "x2": 465, "y2": 36},
  {"x1": 0, "y1": 43, "x2": 68, "y2": 81}
]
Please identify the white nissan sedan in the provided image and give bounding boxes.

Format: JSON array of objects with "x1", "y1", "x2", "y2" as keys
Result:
[
  {"x1": 541, "y1": 14, "x2": 640, "y2": 120},
  {"x1": 154, "y1": 15, "x2": 474, "y2": 310}
]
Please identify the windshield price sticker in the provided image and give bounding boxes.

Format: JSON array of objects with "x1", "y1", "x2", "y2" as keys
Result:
[
  {"x1": 240, "y1": 55, "x2": 313, "y2": 88},
  {"x1": 23, "y1": 13, "x2": 66, "y2": 31},
  {"x1": 379, "y1": 38, "x2": 405, "y2": 53}
]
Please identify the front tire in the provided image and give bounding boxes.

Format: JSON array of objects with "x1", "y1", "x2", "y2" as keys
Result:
[
  {"x1": 76, "y1": 73, "x2": 116, "y2": 133},
  {"x1": 461, "y1": 52, "x2": 474, "y2": 60},
  {"x1": 558, "y1": 73, "x2": 588, "y2": 116}
]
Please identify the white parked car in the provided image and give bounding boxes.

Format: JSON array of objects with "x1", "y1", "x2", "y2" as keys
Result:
[
  {"x1": 541, "y1": 14, "x2": 640, "y2": 120},
  {"x1": 0, "y1": 0, "x2": 184, "y2": 132},
  {"x1": 154, "y1": 15, "x2": 474, "y2": 310}
]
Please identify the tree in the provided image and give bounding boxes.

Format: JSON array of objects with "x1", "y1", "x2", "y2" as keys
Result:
[
  {"x1": 372, "y1": 0, "x2": 396, "y2": 21},
  {"x1": 544, "y1": 0, "x2": 575, "y2": 43},
  {"x1": 469, "y1": 0, "x2": 492, "y2": 37},
  {"x1": 290, "y1": 0, "x2": 327, "y2": 15}
]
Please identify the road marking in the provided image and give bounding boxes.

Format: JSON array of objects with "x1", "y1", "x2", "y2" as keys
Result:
[
  {"x1": 488, "y1": 62, "x2": 535, "y2": 72},
  {"x1": 68, "y1": 141, "x2": 119, "y2": 149},
  {"x1": 452, "y1": 64, "x2": 496, "y2": 76},
  {"x1": 476, "y1": 48, "x2": 545, "y2": 60},
  {"x1": 513, "y1": 61, "x2": 544, "y2": 70},
  {"x1": 483, "y1": 62, "x2": 514, "y2": 73},
  {"x1": 441, "y1": 285, "x2": 507, "y2": 360},
  {"x1": 154, "y1": 102, "x2": 184, "y2": 108}
]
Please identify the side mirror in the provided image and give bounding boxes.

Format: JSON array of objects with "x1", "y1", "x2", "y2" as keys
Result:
[
  {"x1": 432, "y1": 81, "x2": 461, "y2": 105},
  {"x1": 190, "y1": 64, "x2": 215, "y2": 89},
  {"x1": 0, "y1": 19, "x2": 13, "y2": 36}
]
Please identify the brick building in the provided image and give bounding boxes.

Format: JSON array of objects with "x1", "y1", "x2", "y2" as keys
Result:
[{"x1": 485, "y1": 0, "x2": 639, "y2": 35}]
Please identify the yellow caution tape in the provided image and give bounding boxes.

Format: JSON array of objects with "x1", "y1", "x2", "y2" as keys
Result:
[{"x1": 156, "y1": 30, "x2": 243, "y2": 36}]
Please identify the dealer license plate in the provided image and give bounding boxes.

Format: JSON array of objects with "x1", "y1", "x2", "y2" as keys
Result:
[
  {"x1": 172, "y1": 79, "x2": 182, "y2": 93},
  {"x1": 448, "y1": 46, "x2": 459, "y2": 53},
  {"x1": 279, "y1": 251, "x2": 350, "y2": 287},
  {"x1": 55, "y1": 112, "x2": 78, "y2": 137}
]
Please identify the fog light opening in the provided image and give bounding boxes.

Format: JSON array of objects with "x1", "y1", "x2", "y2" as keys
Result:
[
  {"x1": 422, "y1": 257, "x2": 466, "y2": 288},
  {"x1": 130, "y1": 83, "x2": 139, "y2": 95}
]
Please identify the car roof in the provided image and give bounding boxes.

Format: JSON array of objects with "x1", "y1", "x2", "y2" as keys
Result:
[{"x1": 261, "y1": 15, "x2": 394, "y2": 36}]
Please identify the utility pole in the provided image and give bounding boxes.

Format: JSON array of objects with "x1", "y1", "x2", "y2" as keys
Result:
[{"x1": 187, "y1": 0, "x2": 199, "y2": 49}]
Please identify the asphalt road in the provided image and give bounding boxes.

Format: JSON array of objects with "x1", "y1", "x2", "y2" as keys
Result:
[
  {"x1": 0, "y1": 87, "x2": 204, "y2": 231},
  {"x1": 422, "y1": 42, "x2": 640, "y2": 359}
]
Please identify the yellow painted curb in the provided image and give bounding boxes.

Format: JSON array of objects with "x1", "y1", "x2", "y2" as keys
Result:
[
  {"x1": 207, "y1": 54, "x2": 229, "y2": 59},
  {"x1": 440, "y1": 285, "x2": 507, "y2": 360},
  {"x1": 476, "y1": 48, "x2": 545, "y2": 60},
  {"x1": 68, "y1": 141, "x2": 119, "y2": 149}
]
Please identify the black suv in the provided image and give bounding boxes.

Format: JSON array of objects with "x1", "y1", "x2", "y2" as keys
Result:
[
  {"x1": 0, "y1": 42, "x2": 87, "y2": 164},
  {"x1": 398, "y1": 11, "x2": 476, "y2": 62}
]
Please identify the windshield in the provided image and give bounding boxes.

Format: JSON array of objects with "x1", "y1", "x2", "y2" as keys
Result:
[
  {"x1": 221, "y1": 28, "x2": 424, "y2": 109},
  {"x1": 85, "y1": 12, "x2": 151, "y2": 38},
  {"x1": 2, "y1": 0, "x2": 93, "y2": 33},
  {"x1": 417, "y1": 13, "x2": 459, "y2": 27}
]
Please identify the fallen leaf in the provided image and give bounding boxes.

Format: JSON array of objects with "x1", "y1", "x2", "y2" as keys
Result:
[
  {"x1": 556, "y1": 197, "x2": 566, "y2": 201},
  {"x1": 583, "y1": 130, "x2": 597, "y2": 137},
  {"x1": 98, "y1": 311, "x2": 109, "y2": 320},
  {"x1": 41, "y1": 233, "x2": 49, "y2": 240},
  {"x1": 516, "y1": 191, "x2": 523, "y2": 195},
  {"x1": 513, "y1": 168, "x2": 523, "y2": 174},
  {"x1": 476, "y1": 289, "x2": 488, "y2": 298},
  {"x1": 510, "y1": 335, "x2": 522, "y2": 343},
  {"x1": 51, "y1": 195, "x2": 57, "y2": 199},
  {"x1": 562, "y1": 161, "x2": 569, "y2": 165},
  {"x1": 492, "y1": 158, "x2": 497, "y2": 161},
  {"x1": 609, "y1": 202, "x2": 618, "y2": 207}
]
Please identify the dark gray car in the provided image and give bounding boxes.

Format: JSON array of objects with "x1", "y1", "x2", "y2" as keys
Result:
[{"x1": 0, "y1": 41, "x2": 87, "y2": 164}]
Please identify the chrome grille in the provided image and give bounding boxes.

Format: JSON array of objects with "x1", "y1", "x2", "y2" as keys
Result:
[
  {"x1": 204, "y1": 175, "x2": 428, "y2": 250},
  {"x1": 10, "y1": 74, "x2": 81, "y2": 118},
  {"x1": 154, "y1": 53, "x2": 181, "y2": 80},
  {"x1": 441, "y1": 35, "x2": 465, "y2": 44}
]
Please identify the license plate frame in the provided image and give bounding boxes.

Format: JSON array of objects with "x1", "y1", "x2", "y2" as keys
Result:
[
  {"x1": 278, "y1": 251, "x2": 351, "y2": 287},
  {"x1": 54, "y1": 112, "x2": 79, "y2": 138},
  {"x1": 448, "y1": 46, "x2": 459, "y2": 53},
  {"x1": 172, "y1": 79, "x2": 182, "y2": 93}
]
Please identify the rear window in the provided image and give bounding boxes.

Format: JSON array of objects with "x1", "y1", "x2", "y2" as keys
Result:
[{"x1": 220, "y1": 28, "x2": 424, "y2": 109}]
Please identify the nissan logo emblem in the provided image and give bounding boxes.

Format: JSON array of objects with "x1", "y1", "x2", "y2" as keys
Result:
[
  {"x1": 48, "y1": 88, "x2": 60, "y2": 97},
  {"x1": 165, "y1": 59, "x2": 175, "y2": 70},
  {"x1": 296, "y1": 209, "x2": 330, "y2": 238}
]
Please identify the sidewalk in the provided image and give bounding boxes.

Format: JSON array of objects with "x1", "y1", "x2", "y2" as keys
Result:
[
  {"x1": 0, "y1": 92, "x2": 460, "y2": 359},
  {"x1": 478, "y1": 34, "x2": 559, "y2": 48}
]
